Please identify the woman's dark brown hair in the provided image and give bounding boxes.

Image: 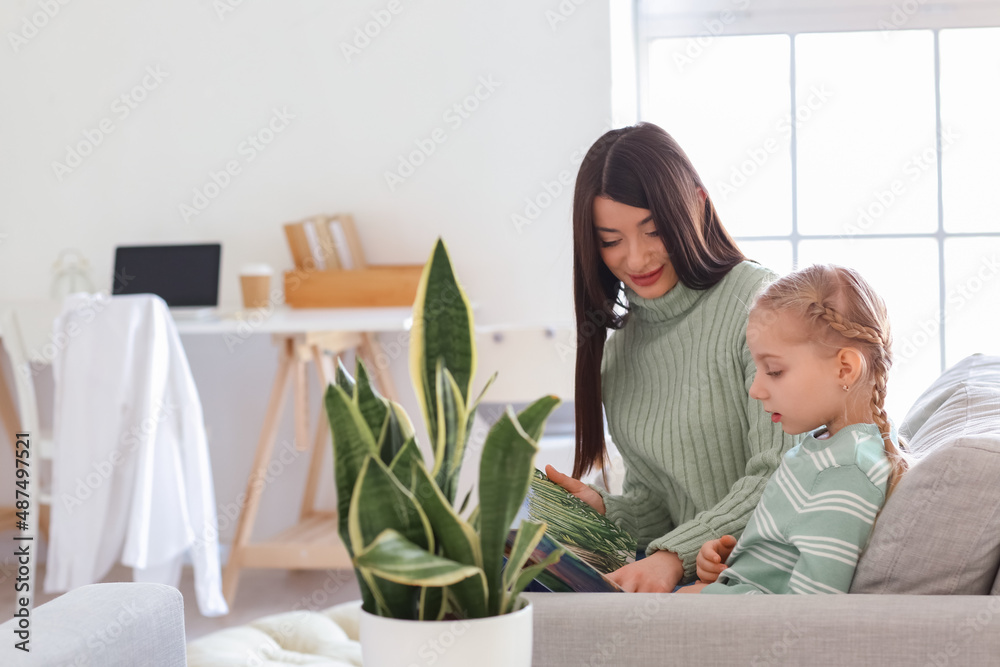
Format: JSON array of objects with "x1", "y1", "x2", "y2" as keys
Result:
[{"x1": 572, "y1": 122, "x2": 745, "y2": 478}]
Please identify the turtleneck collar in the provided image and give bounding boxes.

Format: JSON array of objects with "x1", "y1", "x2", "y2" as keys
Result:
[{"x1": 624, "y1": 280, "x2": 705, "y2": 323}]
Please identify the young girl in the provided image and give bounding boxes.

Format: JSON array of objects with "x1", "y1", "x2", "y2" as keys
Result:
[{"x1": 687, "y1": 264, "x2": 909, "y2": 595}]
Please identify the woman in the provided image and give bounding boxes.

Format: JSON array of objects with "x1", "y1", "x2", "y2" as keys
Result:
[{"x1": 546, "y1": 122, "x2": 797, "y2": 592}]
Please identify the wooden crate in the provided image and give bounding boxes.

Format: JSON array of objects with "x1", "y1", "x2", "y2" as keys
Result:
[{"x1": 284, "y1": 265, "x2": 424, "y2": 308}]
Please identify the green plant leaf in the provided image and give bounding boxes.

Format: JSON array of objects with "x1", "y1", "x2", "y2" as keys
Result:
[
  {"x1": 378, "y1": 401, "x2": 415, "y2": 466},
  {"x1": 419, "y1": 586, "x2": 446, "y2": 621},
  {"x1": 458, "y1": 488, "x2": 474, "y2": 516},
  {"x1": 348, "y1": 457, "x2": 433, "y2": 618},
  {"x1": 388, "y1": 437, "x2": 422, "y2": 494},
  {"x1": 409, "y1": 239, "x2": 476, "y2": 448},
  {"x1": 504, "y1": 549, "x2": 564, "y2": 614},
  {"x1": 355, "y1": 529, "x2": 483, "y2": 588},
  {"x1": 355, "y1": 359, "x2": 390, "y2": 455},
  {"x1": 502, "y1": 520, "x2": 547, "y2": 592},
  {"x1": 515, "y1": 395, "x2": 562, "y2": 443},
  {"x1": 335, "y1": 357, "x2": 357, "y2": 398},
  {"x1": 411, "y1": 460, "x2": 488, "y2": 618},
  {"x1": 469, "y1": 371, "x2": 498, "y2": 414},
  {"x1": 502, "y1": 520, "x2": 557, "y2": 614},
  {"x1": 432, "y1": 364, "x2": 468, "y2": 504},
  {"x1": 477, "y1": 407, "x2": 540, "y2": 616},
  {"x1": 325, "y1": 384, "x2": 378, "y2": 554}
]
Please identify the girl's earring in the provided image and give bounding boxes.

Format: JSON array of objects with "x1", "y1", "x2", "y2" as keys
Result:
[{"x1": 842, "y1": 385, "x2": 850, "y2": 391}]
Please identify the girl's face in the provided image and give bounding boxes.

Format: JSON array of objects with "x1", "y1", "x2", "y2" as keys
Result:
[
  {"x1": 746, "y1": 310, "x2": 864, "y2": 436},
  {"x1": 592, "y1": 196, "x2": 678, "y2": 299}
]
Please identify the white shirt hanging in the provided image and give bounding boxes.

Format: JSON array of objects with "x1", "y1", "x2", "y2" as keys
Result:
[{"x1": 45, "y1": 293, "x2": 228, "y2": 616}]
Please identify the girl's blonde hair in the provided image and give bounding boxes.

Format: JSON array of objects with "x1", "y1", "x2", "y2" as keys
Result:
[{"x1": 751, "y1": 264, "x2": 909, "y2": 493}]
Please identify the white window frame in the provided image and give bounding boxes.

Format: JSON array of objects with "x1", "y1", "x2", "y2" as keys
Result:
[{"x1": 628, "y1": 0, "x2": 1000, "y2": 373}]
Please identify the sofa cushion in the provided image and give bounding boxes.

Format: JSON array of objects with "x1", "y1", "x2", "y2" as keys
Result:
[
  {"x1": 851, "y1": 382, "x2": 1000, "y2": 594},
  {"x1": 899, "y1": 354, "x2": 1000, "y2": 446},
  {"x1": 186, "y1": 602, "x2": 362, "y2": 666}
]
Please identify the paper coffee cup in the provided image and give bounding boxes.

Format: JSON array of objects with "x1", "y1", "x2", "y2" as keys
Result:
[{"x1": 240, "y1": 264, "x2": 273, "y2": 309}]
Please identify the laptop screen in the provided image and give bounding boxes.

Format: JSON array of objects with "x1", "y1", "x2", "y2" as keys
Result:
[{"x1": 112, "y1": 244, "x2": 221, "y2": 307}]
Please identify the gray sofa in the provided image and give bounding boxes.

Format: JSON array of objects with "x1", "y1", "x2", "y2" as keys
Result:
[
  {"x1": 4, "y1": 355, "x2": 999, "y2": 666},
  {"x1": 0, "y1": 582, "x2": 187, "y2": 666},
  {"x1": 528, "y1": 353, "x2": 1000, "y2": 665}
]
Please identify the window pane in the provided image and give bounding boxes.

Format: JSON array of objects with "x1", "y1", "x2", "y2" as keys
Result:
[
  {"x1": 945, "y1": 238, "x2": 1000, "y2": 366},
  {"x1": 738, "y1": 240, "x2": 793, "y2": 276},
  {"x1": 798, "y1": 239, "x2": 940, "y2": 420},
  {"x1": 647, "y1": 35, "x2": 791, "y2": 237},
  {"x1": 940, "y1": 28, "x2": 1000, "y2": 233},
  {"x1": 795, "y1": 31, "x2": 938, "y2": 237}
]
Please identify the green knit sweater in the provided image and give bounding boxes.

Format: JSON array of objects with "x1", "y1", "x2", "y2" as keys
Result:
[{"x1": 599, "y1": 260, "x2": 797, "y2": 581}]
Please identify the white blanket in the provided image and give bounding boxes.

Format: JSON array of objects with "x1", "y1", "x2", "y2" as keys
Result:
[{"x1": 45, "y1": 293, "x2": 228, "y2": 616}]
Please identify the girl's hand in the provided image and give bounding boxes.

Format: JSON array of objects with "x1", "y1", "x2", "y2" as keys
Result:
[
  {"x1": 676, "y1": 581, "x2": 710, "y2": 594},
  {"x1": 544, "y1": 465, "x2": 606, "y2": 515},
  {"x1": 606, "y1": 549, "x2": 684, "y2": 593},
  {"x1": 696, "y1": 535, "x2": 737, "y2": 583}
]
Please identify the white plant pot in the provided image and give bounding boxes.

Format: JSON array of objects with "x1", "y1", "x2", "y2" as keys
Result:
[{"x1": 359, "y1": 601, "x2": 533, "y2": 667}]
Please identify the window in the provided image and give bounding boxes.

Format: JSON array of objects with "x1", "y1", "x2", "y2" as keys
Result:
[{"x1": 629, "y1": 1, "x2": 1000, "y2": 419}]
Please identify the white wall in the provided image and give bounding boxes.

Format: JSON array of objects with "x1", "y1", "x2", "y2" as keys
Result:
[{"x1": 0, "y1": 1, "x2": 610, "y2": 544}]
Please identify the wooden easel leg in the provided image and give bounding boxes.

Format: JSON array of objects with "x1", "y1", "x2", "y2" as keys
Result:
[
  {"x1": 358, "y1": 332, "x2": 399, "y2": 401},
  {"x1": 293, "y1": 348, "x2": 309, "y2": 453},
  {"x1": 222, "y1": 337, "x2": 296, "y2": 605},
  {"x1": 299, "y1": 346, "x2": 333, "y2": 521}
]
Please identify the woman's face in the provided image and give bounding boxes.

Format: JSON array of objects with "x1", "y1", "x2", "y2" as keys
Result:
[{"x1": 592, "y1": 196, "x2": 678, "y2": 299}]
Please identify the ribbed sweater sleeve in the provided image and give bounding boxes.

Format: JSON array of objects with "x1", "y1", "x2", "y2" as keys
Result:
[
  {"x1": 599, "y1": 261, "x2": 798, "y2": 582},
  {"x1": 647, "y1": 345, "x2": 790, "y2": 580}
]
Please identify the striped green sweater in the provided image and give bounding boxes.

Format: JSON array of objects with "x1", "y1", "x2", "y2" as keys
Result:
[
  {"x1": 703, "y1": 423, "x2": 892, "y2": 594},
  {"x1": 599, "y1": 261, "x2": 797, "y2": 581}
]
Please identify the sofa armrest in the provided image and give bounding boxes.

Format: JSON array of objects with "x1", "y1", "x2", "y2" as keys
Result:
[
  {"x1": 0, "y1": 583, "x2": 187, "y2": 666},
  {"x1": 526, "y1": 593, "x2": 1000, "y2": 667}
]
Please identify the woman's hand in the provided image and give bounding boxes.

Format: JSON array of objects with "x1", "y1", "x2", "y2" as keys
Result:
[
  {"x1": 696, "y1": 535, "x2": 737, "y2": 583},
  {"x1": 606, "y1": 549, "x2": 684, "y2": 592},
  {"x1": 544, "y1": 465, "x2": 606, "y2": 515}
]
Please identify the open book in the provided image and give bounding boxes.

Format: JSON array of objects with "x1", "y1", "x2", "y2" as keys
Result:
[{"x1": 505, "y1": 469, "x2": 637, "y2": 592}]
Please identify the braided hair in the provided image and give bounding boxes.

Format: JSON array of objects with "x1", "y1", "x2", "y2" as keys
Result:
[{"x1": 754, "y1": 265, "x2": 909, "y2": 493}]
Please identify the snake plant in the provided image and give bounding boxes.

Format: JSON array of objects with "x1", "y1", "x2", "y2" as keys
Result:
[{"x1": 325, "y1": 238, "x2": 563, "y2": 620}]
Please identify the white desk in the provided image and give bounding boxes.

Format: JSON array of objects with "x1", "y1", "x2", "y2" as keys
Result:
[
  {"x1": 0, "y1": 299, "x2": 413, "y2": 604},
  {"x1": 172, "y1": 305, "x2": 412, "y2": 335}
]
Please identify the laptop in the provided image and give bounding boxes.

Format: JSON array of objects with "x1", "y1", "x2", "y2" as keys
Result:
[{"x1": 112, "y1": 244, "x2": 222, "y2": 319}]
